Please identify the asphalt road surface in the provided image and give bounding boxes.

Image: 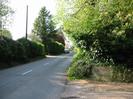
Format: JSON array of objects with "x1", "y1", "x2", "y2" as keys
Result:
[{"x1": 0, "y1": 54, "x2": 73, "y2": 99}]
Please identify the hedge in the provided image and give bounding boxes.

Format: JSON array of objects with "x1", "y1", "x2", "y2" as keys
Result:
[
  {"x1": 47, "y1": 40, "x2": 64, "y2": 55},
  {"x1": 0, "y1": 37, "x2": 45, "y2": 69},
  {"x1": 17, "y1": 38, "x2": 45, "y2": 58},
  {"x1": 0, "y1": 36, "x2": 26, "y2": 63}
]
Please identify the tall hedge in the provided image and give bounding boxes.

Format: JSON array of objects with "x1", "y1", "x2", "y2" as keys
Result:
[
  {"x1": 17, "y1": 38, "x2": 45, "y2": 58},
  {"x1": 0, "y1": 36, "x2": 26, "y2": 63},
  {"x1": 47, "y1": 40, "x2": 64, "y2": 55},
  {"x1": 0, "y1": 37, "x2": 45, "y2": 69},
  {"x1": 30, "y1": 41, "x2": 45, "y2": 57}
]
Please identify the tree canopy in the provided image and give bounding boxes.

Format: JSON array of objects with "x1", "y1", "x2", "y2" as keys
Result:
[
  {"x1": 0, "y1": 0, "x2": 13, "y2": 28},
  {"x1": 32, "y1": 6, "x2": 65, "y2": 54},
  {"x1": 57, "y1": 0, "x2": 133, "y2": 68},
  {"x1": 32, "y1": 7, "x2": 55, "y2": 41}
]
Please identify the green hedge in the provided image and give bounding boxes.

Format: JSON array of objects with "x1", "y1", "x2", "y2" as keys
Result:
[
  {"x1": 17, "y1": 38, "x2": 45, "y2": 58},
  {"x1": 30, "y1": 41, "x2": 45, "y2": 57},
  {"x1": 68, "y1": 50, "x2": 92, "y2": 79},
  {"x1": 0, "y1": 36, "x2": 26, "y2": 63},
  {"x1": 47, "y1": 40, "x2": 64, "y2": 55},
  {"x1": 0, "y1": 37, "x2": 45, "y2": 69}
]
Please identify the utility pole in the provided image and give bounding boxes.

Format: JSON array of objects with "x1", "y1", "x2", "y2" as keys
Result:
[{"x1": 26, "y1": 5, "x2": 28, "y2": 39}]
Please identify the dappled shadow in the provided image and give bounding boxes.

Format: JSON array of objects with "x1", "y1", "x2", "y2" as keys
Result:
[
  {"x1": 61, "y1": 80, "x2": 133, "y2": 99},
  {"x1": 61, "y1": 96, "x2": 80, "y2": 99},
  {"x1": 49, "y1": 72, "x2": 67, "y2": 87}
]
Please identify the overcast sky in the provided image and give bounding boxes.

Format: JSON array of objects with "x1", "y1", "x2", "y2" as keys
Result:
[{"x1": 9, "y1": 0, "x2": 57, "y2": 39}]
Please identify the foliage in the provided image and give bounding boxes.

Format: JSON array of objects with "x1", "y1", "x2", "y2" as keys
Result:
[
  {"x1": 0, "y1": 36, "x2": 26, "y2": 63},
  {"x1": 32, "y1": 6, "x2": 65, "y2": 55},
  {"x1": 111, "y1": 66, "x2": 133, "y2": 82},
  {"x1": 32, "y1": 6, "x2": 55, "y2": 41},
  {"x1": 58, "y1": 0, "x2": 133, "y2": 82},
  {"x1": 0, "y1": 0, "x2": 13, "y2": 28},
  {"x1": 47, "y1": 40, "x2": 64, "y2": 55},
  {"x1": 68, "y1": 49, "x2": 133, "y2": 82},
  {"x1": 17, "y1": 38, "x2": 45, "y2": 58},
  {"x1": 17, "y1": 38, "x2": 31, "y2": 58},
  {"x1": 0, "y1": 36, "x2": 45, "y2": 68},
  {"x1": 68, "y1": 50, "x2": 92, "y2": 79},
  {"x1": 0, "y1": 0, "x2": 11, "y2": 17},
  {"x1": 28, "y1": 33, "x2": 42, "y2": 42},
  {"x1": 50, "y1": 33, "x2": 65, "y2": 45},
  {"x1": 30, "y1": 41, "x2": 45, "y2": 57},
  {"x1": 0, "y1": 29, "x2": 12, "y2": 38}
]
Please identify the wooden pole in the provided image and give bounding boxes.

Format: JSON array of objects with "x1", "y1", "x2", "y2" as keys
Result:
[{"x1": 26, "y1": 5, "x2": 28, "y2": 39}]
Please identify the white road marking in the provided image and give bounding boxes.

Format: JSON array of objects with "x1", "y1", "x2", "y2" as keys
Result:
[
  {"x1": 43, "y1": 63, "x2": 49, "y2": 66},
  {"x1": 22, "y1": 70, "x2": 32, "y2": 75}
]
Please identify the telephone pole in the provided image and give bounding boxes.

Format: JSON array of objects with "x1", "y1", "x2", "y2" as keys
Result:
[{"x1": 26, "y1": 5, "x2": 28, "y2": 39}]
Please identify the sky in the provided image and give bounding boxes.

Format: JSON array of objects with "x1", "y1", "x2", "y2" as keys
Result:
[{"x1": 9, "y1": 0, "x2": 57, "y2": 40}]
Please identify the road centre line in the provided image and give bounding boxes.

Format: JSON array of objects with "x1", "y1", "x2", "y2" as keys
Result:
[
  {"x1": 22, "y1": 70, "x2": 33, "y2": 75},
  {"x1": 43, "y1": 63, "x2": 49, "y2": 65}
]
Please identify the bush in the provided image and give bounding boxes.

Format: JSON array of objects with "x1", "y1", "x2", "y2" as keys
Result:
[
  {"x1": 68, "y1": 50, "x2": 92, "y2": 79},
  {"x1": 17, "y1": 38, "x2": 31, "y2": 58},
  {"x1": 17, "y1": 38, "x2": 45, "y2": 58},
  {"x1": 0, "y1": 36, "x2": 11, "y2": 63},
  {"x1": 0, "y1": 37, "x2": 45, "y2": 69},
  {"x1": 68, "y1": 61, "x2": 92, "y2": 79},
  {"x1": 30, "y1": 41, "x2": 45, "y2": 57},
  {"x1": 0, "y1": 29, "x2": 12, "y2": 39},
  {"x1": 47, "y1": 40, "x2": 64, "y2": 55},
  {"x1": 71, "y1": 1, "x2": 133, "y2": 68},
  {"x1": 0, "y1": 36, "x2": 26, "y2": 63},
  {"x1": 8, "y1": 40, "x2": 26, "y2": 62},
  {"x1": 111, "y1": 66, "x2": 133, "y2": 82},
  {"x1": 62, "y1": 0, "x2": 133, "y2": 82},
  {"x1": 50, "y1": 33, "x2": 65, "y2": 45}
]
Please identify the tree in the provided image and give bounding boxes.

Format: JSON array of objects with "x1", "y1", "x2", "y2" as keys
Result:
[
  {"x1": 56, "y1": 0, "x2": 133, "y2": 82},
  {"x1": 32, "y1": 7, "x2": 55, "y2": 41},
  {"x1": 0, "y1": 29, "x2": 12, "y2": 38},
  {"x1": 0, "y1": 0, "x2": 13, "y2": 29},
  {"x1": 57, "y1": 0, "x2": 133, "y2": 67},
  {"x1": 32, "y1": 6, "x2": 56, "y2": 53},
  {"x1": 28, "y1": 32, "x2": 41, "y2": 42}
]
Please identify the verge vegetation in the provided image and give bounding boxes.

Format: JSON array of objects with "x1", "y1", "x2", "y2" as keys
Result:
[
  {"x1": 57, "y1": 0, "x2": 133, "y2": 82},
  {"x1": 0, "y1": 36, "x2": 45, "y2": 69}
]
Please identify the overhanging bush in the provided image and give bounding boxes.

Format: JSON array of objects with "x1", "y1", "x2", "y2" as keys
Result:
[
  {"x1": 64, "y1": 0, "x2": 133, "y2": 68},
  {"x1": 30, "y1": 41, "x2": 45, "y2": 57},
  {"x1": 68, "y1": 50, "x2": 92, "y2": 79},
  {"x1": 58, "y1": 0, "x2": 133, "y2": 82},
  {"x1": 47, "y1": 40, "x2": 64, "y2": 55}
]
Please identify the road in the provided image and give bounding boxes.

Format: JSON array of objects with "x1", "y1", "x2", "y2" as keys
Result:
[{"x1": 0, "y1": 54, "x2": 73, "y2": 99}]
